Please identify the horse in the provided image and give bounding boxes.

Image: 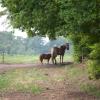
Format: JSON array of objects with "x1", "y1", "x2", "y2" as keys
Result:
[
  {"x1": 51, "y1": 43, "x2": 69, "y2": 64},
  {"x1": 39, "y1": 53, "x2": 51, "y2": 64}
]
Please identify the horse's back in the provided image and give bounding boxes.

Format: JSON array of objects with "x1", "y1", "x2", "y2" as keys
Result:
[{"x1": 40, "y1": 53, "x2": 51, "y2": 59}]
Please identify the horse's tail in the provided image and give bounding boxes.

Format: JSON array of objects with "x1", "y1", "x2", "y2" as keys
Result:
[
  {"x1": 40, "y1": 54, "x2": 43, "y2": 63},
  {"x1": 39, "y1": 55, "x2": 43, "y2": 63}
]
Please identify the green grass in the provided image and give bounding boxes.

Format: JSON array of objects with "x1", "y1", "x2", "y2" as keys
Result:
[
  {"x1": 0, "y1": 75, "x2": 10, "y2": 91},
  {"x1": 0, "y1": 68, "x2": 47, "y2": 93},
  {"x1": 80, "y1": 84, "x2": 100, "y2": 98},
  {"x1": 0, "y1": 67, "x2": 65, "y2": 94},
  {"x1": 65, "y1": 65, "x2": 85, "y2": 80},
  {"x1": 64, "y1": 54, "x2": 74, "y2": 62},
  {"x1": 0, "y1": 54, "x2": 73, "y2": 64},
  {"x1": 0, "y1": 55, "x2": 39, "y2": 64},
  {"x1": 15, "y1": 83, "x2": 42, "y2": 94},
  {"x1": 65, "y1": 65, "x2": 100, "y2": 98}
]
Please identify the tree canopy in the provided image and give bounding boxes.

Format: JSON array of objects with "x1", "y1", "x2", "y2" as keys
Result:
[{"x1": 1, "y1": 0, "x2": 100, "y2": 39}]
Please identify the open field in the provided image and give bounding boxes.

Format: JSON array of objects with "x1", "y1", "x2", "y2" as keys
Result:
[
  {"x1": 0, "y1": 63, "x2": 100, "y2": 100},
  {"x1": 0, "y1": 55, "x2": 39, "y2": 64},
  {"x1": 0, "y1": 54, "x2": 73, "y2": 64}
]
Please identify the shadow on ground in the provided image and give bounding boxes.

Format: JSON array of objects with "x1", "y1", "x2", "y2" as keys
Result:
[{"x1": 41, "y1": 62, "x2": 74, "y2": 68}]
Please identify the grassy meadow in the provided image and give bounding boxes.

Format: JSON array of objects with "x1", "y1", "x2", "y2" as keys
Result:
[
  {"x1": 65, "y1": 65, "x2": 100, "y2": 98},
  {"x1": 0, "y1": 54, "x2": 39, "y2": 64},
  {"x1": 0, "y1": 68, "x2": 45, "y2": 94},
  {"x1": 0, "y1": 54, "x2": 73, "y2": 64},
  {"x1": 0, "y1": 67, "x2": 65, "y2": 94}
]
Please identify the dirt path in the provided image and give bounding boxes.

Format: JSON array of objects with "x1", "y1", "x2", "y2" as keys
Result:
[
  {"x1": 0, "y1": 63, "x2": 35, "y2": 74},
  {"x1": 0, "y1": 62, "x2": 72, "y2": 73},
  {"x1": 0, "y1": 63, "x2": 97, "y2": 100}
]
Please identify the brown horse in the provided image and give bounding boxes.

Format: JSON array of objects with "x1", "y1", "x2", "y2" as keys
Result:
[
  {"x1": 51, "y1": 43, "x2": 69, "y2": 64},
  {"x1": 39, "y1": 53, "x2": 51, "y2": 64}
]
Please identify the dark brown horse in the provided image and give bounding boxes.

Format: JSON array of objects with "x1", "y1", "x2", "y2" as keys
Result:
[
  {"x1": 51, "y1": 43, "x2": 69, "y2": 64},
  {"x1": 39, "y1": 53, "x2": 51, "y2": 64}
]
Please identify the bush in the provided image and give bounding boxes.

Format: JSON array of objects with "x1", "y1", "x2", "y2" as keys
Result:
[
  {"x1": 89, "y1": 43, "x2": 100, "y2": 60},
  {"x1": 87, "y1": 60, "x2": 100, "y2": 79},
  {"x1": 87, "y1": 43, "x2": 100, "y2": 79}
]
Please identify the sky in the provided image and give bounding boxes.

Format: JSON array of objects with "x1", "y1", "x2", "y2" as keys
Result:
[
  {"x1": 0, "y1": 15, "x2": 28, "y2": 38},
  {"x1": 0, "y1": 5, "x2": 27, "y2": 38}
]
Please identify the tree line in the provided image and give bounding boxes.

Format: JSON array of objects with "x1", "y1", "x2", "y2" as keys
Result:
[{"x1": 0, "y1": 31, "x2": 73, "y2": 55}]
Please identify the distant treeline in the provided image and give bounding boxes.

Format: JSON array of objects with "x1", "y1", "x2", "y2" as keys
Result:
[{"x1": 0, "y1": 31, "x2": 73, "y2": 55}]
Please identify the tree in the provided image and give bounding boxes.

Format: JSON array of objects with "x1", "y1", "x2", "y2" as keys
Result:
[
  {"x1": 1, "y1": 0, "x2": 100, "y2": 79},
  {"x1": 1, "y1": 0, "x2": 100, "y2": 38},
  {"x1": 0, "y1": 31, "x2": 13, "y2": 53}
]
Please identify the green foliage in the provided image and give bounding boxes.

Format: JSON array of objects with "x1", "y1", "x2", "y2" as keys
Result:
[
  {"x1": 89, "y1": 43, "x2": 100, "y2": 60},
  {"x1": 87, "y1": 60, "x2": 100, "y2": 79},
  {"x1": 69, "y1": 33, "x2": 91, "y2": 62},
  {"x1": 1, "y1": 0, "x2": 100, "y2": 39},
  {"x1": 1, "y1": 0, "x2": 60, "y2": 39},
  {"x1": 87, "y1": 43, "x2": 100, "y2": 79}
]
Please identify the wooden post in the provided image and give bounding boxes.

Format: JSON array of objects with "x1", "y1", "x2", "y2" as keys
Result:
[
  {"x1": 2, "y1": 51, "x2": 5, "y2": 64},
  {"x1": 81, "y1": 47, "x2": 84, "y2": 63}
]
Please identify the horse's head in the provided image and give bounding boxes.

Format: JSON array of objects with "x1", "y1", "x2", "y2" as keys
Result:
[
  {"x1": 65, "y1": 43, "x2": 69, "y2": 50},
  {"x1": 60, "y1": 43, "x2": 69, "y2": 51}
]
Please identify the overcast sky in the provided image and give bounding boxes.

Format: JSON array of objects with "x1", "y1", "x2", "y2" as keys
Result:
[{"x1": 0, "y1": 5, "x2": 27, "y2": 38}]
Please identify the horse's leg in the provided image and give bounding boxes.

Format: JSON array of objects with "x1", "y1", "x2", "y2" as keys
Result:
[
  {"x1": 62, "y1": 55, "x2": 64, "y2": 63},
  {"x1": 41, "y1": 59, "x2": 43, "y2": 64},
  {"x1": 53, "y1": 57, "x2": 56, "y2": 64},
  {"x1": 60, "y1": 55, "x2": 61, "y2": 64},
  {"x1": 40, "y1": 59, "x2": 43, "y2": 64},
  {"x1": 52, "y1": 57, "x2": 54, "y2": 64},
  {"x1": 54, "y1": 57, "x2": 57, "y2": 64},
  {"x1": 47, "y1": 58, "x2": 49, "y2": 64}
]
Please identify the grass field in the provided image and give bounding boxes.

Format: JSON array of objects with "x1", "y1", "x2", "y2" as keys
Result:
[
  {"x1": 0, "y1": 54, "x2": 73, "y2": 64},
  {"x1": 65, "y1": 65, "x2": 100, "y2": 98},
  {"x1": 0, "y1": 67, "x2": 65, "y2": 94},
  {"x1": 0, "y1": 54, "x2": 39, "y2": 64},
  {"x1": 0, "y1": 68, "x2": 46, "y2": 94}
]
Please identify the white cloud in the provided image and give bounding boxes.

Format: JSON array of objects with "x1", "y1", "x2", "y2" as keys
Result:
[{"x1": 14, "y1": 29, "x2": 27, "y2": 38}]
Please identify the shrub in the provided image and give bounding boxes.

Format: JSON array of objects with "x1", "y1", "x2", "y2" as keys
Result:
[
  {"x1": 87, "y1": 60, "x2": 100, "y2": 79},
  {"x1": 87, "y1": 43, "x2": 100, "y2": 79},
  {"x1": 89, "y1": 43, "x2": 100, "y2": 60}
]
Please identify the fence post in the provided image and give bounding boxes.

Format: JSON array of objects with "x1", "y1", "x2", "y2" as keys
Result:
[{"x1": 2, "y1": 51, "x2": 5, "y2": 64}]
